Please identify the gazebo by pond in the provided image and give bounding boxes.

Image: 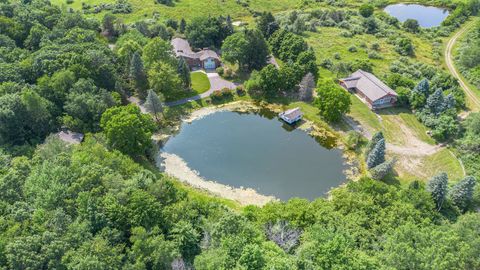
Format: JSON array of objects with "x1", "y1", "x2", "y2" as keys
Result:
[{"x1": 279, "y1": 107, "x2": 303, "y2": 124}]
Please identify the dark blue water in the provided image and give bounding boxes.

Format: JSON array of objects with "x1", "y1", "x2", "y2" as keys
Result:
[
  {"x1": 384, "y1": 4, "x2": 449, "y2": 28},
  {"x1": 161, "y1": 111, "x2": 347, "y2": 200}
]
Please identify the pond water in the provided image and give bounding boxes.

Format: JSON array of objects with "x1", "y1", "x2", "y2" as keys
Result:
[
  {"x1": 160, "y1": 111, "x2": 348, "y2": 200},
  {"x1": 384, "y1": 4, "x2": 450, "y2": 28}
]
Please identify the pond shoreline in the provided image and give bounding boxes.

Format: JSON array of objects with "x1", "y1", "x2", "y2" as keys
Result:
[{"x1": 155, "y1": 101, "x2": 359, "y2": 206}]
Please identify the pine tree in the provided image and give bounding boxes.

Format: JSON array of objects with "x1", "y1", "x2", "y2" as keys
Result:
[
  {"x1": 144, "y1": 89, "x2": 164, "y2": 123},
  {"x1": 444, "y1": 93, "x2": 456, "y2": 110},
  {"x1": 449, "y1": 176, "x2": 476, "y2": 212},
  {"x1": 366, "y1": 138, "x2": 385, "y2": 169},
  {"x1": 179, "y1": 18, "x2": 186, "y2": 33},
  {"x1": 426, "y1": 88, "x2": 445, "y2": 115},
  {"x1": 129, "y1": 51, "x2": 149, "y2": 99},
  {"x1": 370, "y1": 159, "x2": 396, "y2": 180},
  {"x1": 427, "y1": 172, "x2": 449, "y2": 211},
  {"x1": 414, "y1": 78, "x2": 430, "y2": 96},
  {"x1": 297, "y1": 73, "x2": 315, "y2": 102},
  {"x1": 177, "y1": 58, "x2": 191, "y2": 89},
  {"x1": 366, "y1": 131, "x2": 384, "y2": 155}
]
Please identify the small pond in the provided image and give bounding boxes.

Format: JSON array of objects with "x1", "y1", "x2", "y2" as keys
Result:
[
  {"x1": 384, "y1": 4, "x2": 450, "y2": 28},
  {"x1": 160, "y1": 111, "x2": 348, "y2": 200}
]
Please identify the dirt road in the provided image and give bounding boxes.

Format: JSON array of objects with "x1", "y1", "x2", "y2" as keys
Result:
[{"x1": 445, "y1": 20, "x2": 480, "y2": 111}]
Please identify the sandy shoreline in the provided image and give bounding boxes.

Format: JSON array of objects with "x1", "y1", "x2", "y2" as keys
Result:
[{"x1": 158, "y1": 152, "x2": 277, "y2": 206}]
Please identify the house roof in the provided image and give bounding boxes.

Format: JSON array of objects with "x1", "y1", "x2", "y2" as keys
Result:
[
  {"x1": 56, "y1": 130, "x2": 84, "y2": 144},
  {"x1": 171, "y1": 38, "x2": 194, "y2": 57},
  {"x1": 280, "y1": 107, "x2": 303, "y2": 120},
  {"x1": 199, "y1": 49, "x2": 220, "y2": 61},
  {"x1": 341, "y1": 70, "x2": 397, "y2": 101},
  {"x1": 171, "y1": 38, "x2": 220, "y2": 61}
]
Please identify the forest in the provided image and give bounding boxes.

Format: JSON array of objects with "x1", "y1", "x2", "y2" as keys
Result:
[{"x1": 0, "y1": 0, "x2": 480, "y2": 269}]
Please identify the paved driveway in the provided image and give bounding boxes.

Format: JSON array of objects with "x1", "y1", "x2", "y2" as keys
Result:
[{"x1": 166, "y1": 71, "x2": 237, "y2": 106}]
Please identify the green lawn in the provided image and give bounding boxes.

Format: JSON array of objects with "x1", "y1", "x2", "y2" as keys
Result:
[
  {"x1": 191, "y1": 72, "x2": 210, "y2": 94},
  {"x1": 163, "y1": 72, "x2": 210, "y2": 102}
]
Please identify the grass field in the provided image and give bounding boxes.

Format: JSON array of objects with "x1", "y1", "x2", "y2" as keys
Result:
[
  {"x1": 51, "y1": 0, "x2": 303, "y2": 22},
  {"x1": 191, "y1": 71, "x2": 210, "y2": 93},
  {"x1": 305, "y1": 27, "x2": 436, "y2": 80},
  {"x1": 164, "y1": 71, "x2": 210, "y2": 101}
]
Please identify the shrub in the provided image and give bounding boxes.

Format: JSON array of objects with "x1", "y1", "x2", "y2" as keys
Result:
[
  {"x1": 236, "y1": 85, "x2": 246, "y2": 96},
  {"x1": 348, "y1": 45, "x2": 357, "y2": 52},
  {"x1": 368, "y1": 51, "x2": 383, "y2": 59},
  {"x1": 320, "y1": 58, "x2": 333, "y2": 69},
  {"x1": 216, "y1": 67, "x2": 224, "y2": 76},
  {"x1": 334, "y1": 52, "x2": 341, "y2": 60},
  {"x1": 370, "y1": 159, "x2": 396, "y2": 180},
  {"x1": 359, "y1": 4, "x2": 374, "y2": 18}
]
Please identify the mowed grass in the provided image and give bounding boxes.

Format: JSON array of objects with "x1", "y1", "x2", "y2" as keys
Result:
[
  {"x1": 393, "y1": 148, "x2": 465, "y2": 183},
  {"x1": 191, "y1": 71, "x2": 210, "y2": 94},
  {"x1": 348, "y1": 94, "x2": 435, "y2": 145},
  {"x1": 164, "y1": 71, "x2": 210, "y2": 101},
  {"x1": 50, "y1": 0, "x2": 303, "y2": 22}
]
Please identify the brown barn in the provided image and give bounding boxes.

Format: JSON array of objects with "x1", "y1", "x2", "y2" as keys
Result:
[
  {"x1": 340, "y1": 70, "x2": 398, "y2": 110},
  {"x1": 171, "y1": 38, "x2": 221, "y2": 70}
]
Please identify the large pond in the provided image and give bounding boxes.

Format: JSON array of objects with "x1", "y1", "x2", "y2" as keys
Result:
[
  {"x1": 160, "y1": 111, "x2": 348, "y2": 200},
  {"x1": 384, "y1": 4, "x2": 450, "y2": 28}
]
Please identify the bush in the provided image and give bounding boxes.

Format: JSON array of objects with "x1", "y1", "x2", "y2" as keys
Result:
[
  {"x1": 359, "y1": 4, "x2": 374, "y2": 18},
  {"x1": 236, "y1": 85, "x2": 246, "y2": 96},
  {"x1": 348, "y1": 45, "x2": 357, "y2": 52},
  {"x1": 345, "y1": 131, "x2": 363, "y2": 150},
  {"x1": 370, "y1": 159, "x2": 396, "y2": 180},
  {"x1": 368, "y1": 51, "x2": 383, "y2": 59},
  {"x1": 216, "y1": 67, "x2": 224, "y2": 76}
]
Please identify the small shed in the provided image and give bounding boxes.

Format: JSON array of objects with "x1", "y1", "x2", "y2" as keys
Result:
[
  {"x1": 56, "y1": 130, "x2": 84, "y2": 144},
  {"x1": 279, "y1": 107, "x2": 303, "y2": 124}
]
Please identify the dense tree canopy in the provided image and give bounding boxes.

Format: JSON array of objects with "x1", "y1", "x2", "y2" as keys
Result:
[
  {"x1": 0, "y1": 1, "x2": 479, "y2": 269},
  {"x1": 222, "y1": 29, "x2": 269, "y2": 71},
  {"x1": 313, "y1": 80, "x2": 351, "y2": 122}
]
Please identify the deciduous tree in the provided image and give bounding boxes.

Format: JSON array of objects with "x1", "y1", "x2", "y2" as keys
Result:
[{"x1": 100, "y1": 104, "x2": 156, "y2": 156}]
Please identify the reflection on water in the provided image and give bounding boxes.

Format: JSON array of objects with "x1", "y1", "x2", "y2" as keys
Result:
[{"x1": 160, "y1": 111, "x2": 348, "y2": 200}]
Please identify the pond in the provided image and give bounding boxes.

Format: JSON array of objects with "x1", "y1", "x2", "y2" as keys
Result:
[
  {"x1": 159, "y1": 111, "x2": 348, "y2": 201},
  {"x1": 384, "y1": 4, "x2": 450, "y2": 28}
]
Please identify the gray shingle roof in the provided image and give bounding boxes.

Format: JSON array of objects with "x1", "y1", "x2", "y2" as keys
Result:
[
  {"x1": 280, "y1": 107, "x2": 303, "y2": 120},
  {"x1": 57, "y1": 130, "x2": 84, "y2": 144},
  {"x1": 341, "y1": 70, "x2": 397, "y2": 101},
  {"x1": 171, "y1": 38, "x2": 220, "y2": 61}
]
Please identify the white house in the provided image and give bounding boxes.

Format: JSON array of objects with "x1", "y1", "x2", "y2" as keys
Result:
[{"x1": 279, "y1": 108, "x2": 303, "y2": 124}]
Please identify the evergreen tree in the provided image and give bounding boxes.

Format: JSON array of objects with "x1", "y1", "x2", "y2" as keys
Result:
[
  {"x1": 370, "y1": 159, "x2": 396, "y2": 180},
  {"x1": 366, "y1": 138, "x2": 385, "y2": 169},
  {"x1": 426, "y1": 89, "x2": 445, "y2": 115},
  {"x1": 427, "y1": 172, "x2": 449, "y2": 211},
  {"x1": 177, "y1": 58, "x2": 191, "y2": 88},
  {"x1": 444, "y1": 93, "x2": 456, "y2": 110},
  {"x1": 414, "y1": 78, "x2": 430, "y2": 96},
  {"x1": 129, "y1": 51, "x2": 149, "y2": 99},
  {"x1": 257, "y1": 12, "x2": 278, "y2": 38},
  {"x1": 366, "y1": 131, "x2": 384, "y2": 155},
  {"x1": 144, "y1": 89, "x2": 164, "y2": 123},
  {"x1": 449, "y1": 176, "x2": 476, "y2": 212},
  {"x1": 179, "y1": 18, "x2": 186, "y2": 33}
]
